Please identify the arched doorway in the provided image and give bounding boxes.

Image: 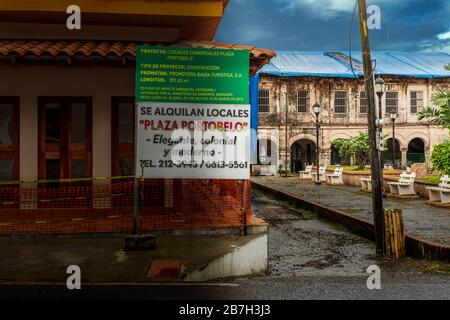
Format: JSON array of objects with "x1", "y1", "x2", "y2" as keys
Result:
[
  {"x1": 257, "y1": 139, "x2": 276, "y2": 165},
  {"x1": 382, "y1": 138, "x2": 401, "y2": 167},
  {"x1": 291, "y1": 139, "x2": 316, "y2": 173},
  {"x1": 407, "y1": 138, "x2": 425, "y2": 164}
]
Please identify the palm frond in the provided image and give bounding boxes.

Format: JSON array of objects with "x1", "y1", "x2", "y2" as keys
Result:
[{"x1": 419, "y1": 87, "x2": 450, "y2": 128}]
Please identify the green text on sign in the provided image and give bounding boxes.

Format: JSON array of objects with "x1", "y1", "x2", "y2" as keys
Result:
[{"x1": 136, "y1": 46, "x2": 249, "y2": 105}]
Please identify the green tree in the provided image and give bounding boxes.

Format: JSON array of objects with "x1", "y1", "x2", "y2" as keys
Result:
[
  {"x1": 431, "y1": 140, "x2": 450, "y2": 175},
  {"x1": 331, "y1": 138, "x2": 350, "y2": 164},
  {"x1": 331, "y1": 133, "x2": 372, "y2": 167},
  {"x1": 418, "y1": 88, "x2": 450, "y2": 128}
]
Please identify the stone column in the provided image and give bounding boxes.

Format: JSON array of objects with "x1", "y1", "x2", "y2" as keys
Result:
[
  {"x1": 278, "y1": 127, "x2": 290, "y2": 173},
  {"x1": 281, "y1": 150, "x2": 291, "y2": 173},
  {"x1": 425, "y1": 147, "x2": 431, "y2": 167},
  {"x1": 321, "y1": 149, "x2": 331, "y2": 166},
  {"x1": 401, "y1": 148, "x2": 408, "y2": 168}
]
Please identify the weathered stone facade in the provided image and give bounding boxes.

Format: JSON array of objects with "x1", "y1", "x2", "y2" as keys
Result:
[{"x1": 256, "y1": 75, "x2": 450, "y2": 172}]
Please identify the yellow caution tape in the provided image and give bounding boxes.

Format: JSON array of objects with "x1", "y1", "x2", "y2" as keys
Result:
[
  {"x1": 0, "y1": 192, "x2": 134, "y2": 206},
  {"x1": 0, "y1": 175, "x2": 137, "y2": 185},
  {"x1": 0, "y1": 213, "x2": 127, "y2": 228}
]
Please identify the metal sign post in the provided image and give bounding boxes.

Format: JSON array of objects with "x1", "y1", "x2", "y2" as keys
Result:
[
  {"x1": 124, "y1": 104, "x2": 155, "y2": 251},
  {"x1": 133, "y1": 175, "x2": 139, "y2": 234},
  {"x1": 241, "y1": 179, "x2": 248, "y2": 236},
  {"x1": 133, "y1": 101, "x2": 139, "y2": 235},
  {"x1": 139, "y1": 165, "x2": 145, "y2": 234}
]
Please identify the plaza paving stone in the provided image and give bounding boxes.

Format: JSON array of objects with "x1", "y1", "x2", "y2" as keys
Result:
[{"x1": 252, "y1": 176, "x2": 450, "y2": 245}]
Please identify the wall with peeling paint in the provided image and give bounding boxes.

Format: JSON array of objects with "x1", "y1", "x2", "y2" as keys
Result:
[{"x1": 257, "y1": 75, "x2": 450, "y2": 171}]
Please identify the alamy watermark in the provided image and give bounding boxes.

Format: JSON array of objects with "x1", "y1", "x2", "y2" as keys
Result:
[
  {"x1": 66, "y1": 265, "x2": 81, "y2": 290},
  {"x1": 366, "y1": 265, "x2": 381, "y2": 290},
  {"x1": 64, "y1": 4, "x2": 382, "y2": 31},
  {"x1": 66, "y1": 5, "x2": 81, "y2": 30},
  {"x1": 367, "y1": 5, "x2": 381, "y2": 30}
]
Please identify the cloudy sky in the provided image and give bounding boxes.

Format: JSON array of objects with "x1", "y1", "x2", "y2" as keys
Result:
[{"x1": 215, "y1": 0, "x2": 450, "y2": 53}]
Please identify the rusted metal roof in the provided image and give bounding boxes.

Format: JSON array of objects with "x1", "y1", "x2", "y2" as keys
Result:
[{"x1": 0, "y1": 39, "x2": 276, "y2": 75}]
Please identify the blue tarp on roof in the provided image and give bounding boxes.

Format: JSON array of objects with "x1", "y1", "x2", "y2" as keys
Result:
[
  {"x1": 260, "y1": 51, "x2": 450, "y2": 79},
  {"x1": 259, "y1": 51, "x2": 358, "y2": 78},
  {"x1": 382, "y1": 52, "x2": 450, "y2": 78}
]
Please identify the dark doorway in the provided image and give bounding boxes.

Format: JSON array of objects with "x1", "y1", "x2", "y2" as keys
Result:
[
  {"x1": 38, "y1": 97, "x2": 93, "y2": 180},
  {"x1": 257, "y1": 139, "x2": 273, "y2": 165},
  {"x1": 291, "y1": 139, "x2": 316, "y2": 173},
  {"x1": 382, "y1": 138, "x2": 401, "y2": 166},
  {"x1": 111, "y1": 97, "x2": 135, "y2": 177},
  {"x1": 407, "y1": 138, "x2": 425, "y2": 164},
  {"x1": 0, "y1": 97, "x2": 19, "y2": 181}
]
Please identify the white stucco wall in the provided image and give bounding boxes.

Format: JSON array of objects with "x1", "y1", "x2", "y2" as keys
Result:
[{"x1": 184, "y1": 234, "x2": 268, "y2": 281}]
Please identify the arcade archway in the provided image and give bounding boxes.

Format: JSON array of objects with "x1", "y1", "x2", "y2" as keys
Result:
[
  {"x1": 291, "y1": 139, "x2": 316, "y2": 173},
  {"x1": 257, "y1": 139, "x2": 277, "y2": 165},
  {"x1": 407, "y1": 138, "x2": 425, "y2": 164}
]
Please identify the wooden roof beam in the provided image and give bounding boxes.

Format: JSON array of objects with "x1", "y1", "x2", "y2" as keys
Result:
[{"x1": 0, "y1": 0, "x2": 224, "y2": 18}]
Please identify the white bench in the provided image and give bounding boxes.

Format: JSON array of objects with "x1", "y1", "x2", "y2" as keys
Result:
[
  {"x1": 299, "y1": 164, "x2": 313, "y2": 180},
  {"x1": 311, "y1": 165, "x2": 327, "y2": 183},
  {"x1": 361, "y1": 177, "x2": 372, "y2": 192},
  {"x1": 326, "y1": 167, "x2": 344, "y2": 185},
  {"x1": 387, "y1": 173, "x2": 417, "y2": 197},
  {"x1": 426, "y1": 175, "x2": 450, "y2": 204}
]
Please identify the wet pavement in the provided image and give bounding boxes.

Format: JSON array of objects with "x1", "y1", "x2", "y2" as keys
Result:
[
  {"x1": 252, "y1": 176, "x2": 450, "y2": 245},
  {"x1": 0, "y1": 234, "x2": 261, "y2": 283},
  {"x1": 1, "y1": 191, "x2": 449, "y2": 299},
  {"x1": 2, "y1": 273, "x2": 450, "y2": 300},
  {"x1": 252, "y1": 190, "x2": 377, "y2": 276}
]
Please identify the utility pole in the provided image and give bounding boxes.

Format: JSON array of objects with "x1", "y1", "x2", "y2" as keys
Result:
[{"x1": 357, "y1": 0, "x2": 386, "y2": 256}]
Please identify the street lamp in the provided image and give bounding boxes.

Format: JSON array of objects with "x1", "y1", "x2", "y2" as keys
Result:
[
  {"x1": 284, "y1": 92, "x2": 289, "y2": 178},
  {"x1": 375, "y1": 76, "x2": 387, "y2": 197},
  {"x1": 313, "y1": 102, "x2": 321, "y2": 185},
  {"x1": 390, "y1": 111, "x2": 397, "y2": 169},
  {"x1": 375, "y1": 76, "x2": 386, "y2": 119}
]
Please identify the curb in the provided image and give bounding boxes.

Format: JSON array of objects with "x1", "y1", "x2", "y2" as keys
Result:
[{"x1": 251, "y1": 180, "x2": 450, "y2": 263}]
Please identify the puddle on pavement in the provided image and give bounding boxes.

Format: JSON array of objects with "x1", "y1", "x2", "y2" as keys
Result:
[{"x1": 252, "y1": 191, "x2": 377, "y2": 277}]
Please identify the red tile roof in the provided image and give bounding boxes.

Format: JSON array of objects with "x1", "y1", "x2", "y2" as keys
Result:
[{"x1": 0, "y1": 40, "x2": 276, "y2": 74}]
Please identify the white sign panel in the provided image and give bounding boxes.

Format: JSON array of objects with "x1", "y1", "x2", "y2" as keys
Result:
[{"x1": 137, "y1": 102, "x2": 250, "y2": 179}]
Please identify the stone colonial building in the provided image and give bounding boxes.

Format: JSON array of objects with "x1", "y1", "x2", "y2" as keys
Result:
[{"x1": 254, "y1": 51, "x2": 450, "y2": 173}]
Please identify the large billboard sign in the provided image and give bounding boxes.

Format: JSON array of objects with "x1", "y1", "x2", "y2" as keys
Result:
[{"x1": 136, "y1": 46, "x2": 250, "y2": 179}]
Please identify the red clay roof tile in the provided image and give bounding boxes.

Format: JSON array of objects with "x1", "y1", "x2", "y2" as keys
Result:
[
  {"x1": 0, "y1": 40, "x2": 276, "y2": 74},
  {"x1": 0, "y1": 40, "x2": 275, "y2": 58}
]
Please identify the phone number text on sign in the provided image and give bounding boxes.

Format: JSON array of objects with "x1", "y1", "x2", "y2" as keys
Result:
[{"x1": 137, "y1": 102, "x2": 250, "y2": 179}]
